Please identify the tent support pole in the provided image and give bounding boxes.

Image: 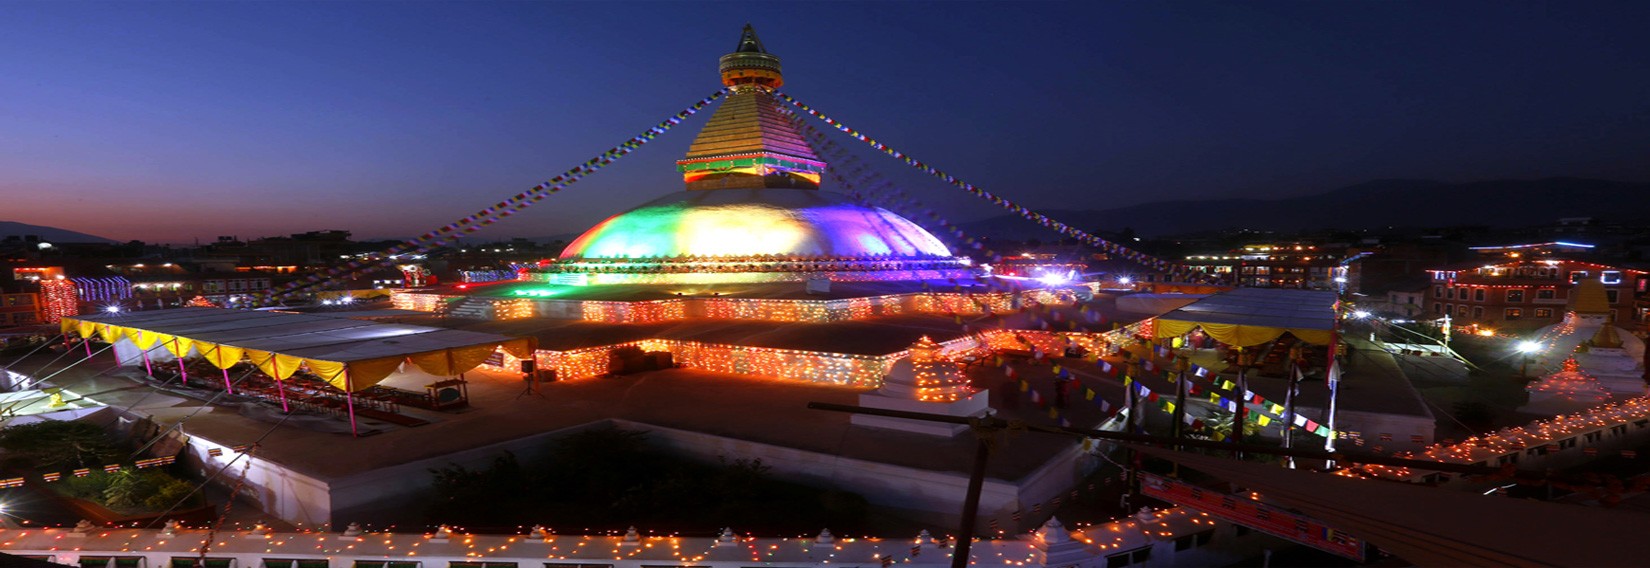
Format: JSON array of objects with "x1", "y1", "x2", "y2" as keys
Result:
[
  {"x1": 277, "y1": 379, "x2": 289, "y2": 413},
  {"x1": 221, "y1": 367, "x2": 234, "y2": 394},
  {"x1": 141, "y1": 350, "x2": 153, "y2": 378},
  {"x1": 84, "y1": 339, "x2": 92, "y2": 358},
  {"x1": 173, "y1": 338, "x2": 187, "y2": 386},
  {"x1": 345, "y1": 371, "x2": 359, "y2": 437}
]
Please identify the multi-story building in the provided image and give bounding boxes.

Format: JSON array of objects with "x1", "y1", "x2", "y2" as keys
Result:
[
  {"x1": 1180, "y1": 243, "x2": 1346, "y2": 289},
  {"x1": 1423, "y1": 259, "x2": 1648, "y2": 332},
  {"x1": 0, "y1": 291, "x2": 41, "y2": 326}
]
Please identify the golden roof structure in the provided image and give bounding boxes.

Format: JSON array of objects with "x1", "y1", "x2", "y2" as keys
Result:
[{"x1": 1569, "y1": 278, "x2": 1612, "y2": 314}]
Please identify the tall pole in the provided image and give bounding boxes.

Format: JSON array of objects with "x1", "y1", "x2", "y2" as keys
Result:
[
  {"x1": 1283, "y1": 344, "x2": 1303, "y2": 469},
  {"x1": 1325, "y1": 294, "x2": 1346, "y2": 467},
  {"x1": 952, "y1": 436, "x2": 990, "y2": 568},
  {"x1": 1232, "y1": 347, "x2": 1249, "y2": 459},
  {"x1": 1171, "y1": 352, "x2": 1189, "y2": 452}
]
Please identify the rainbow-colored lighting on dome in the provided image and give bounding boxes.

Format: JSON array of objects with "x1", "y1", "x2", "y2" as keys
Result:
[{"x1": 561, "y1": 189, "x2": 952, "y2": 260}]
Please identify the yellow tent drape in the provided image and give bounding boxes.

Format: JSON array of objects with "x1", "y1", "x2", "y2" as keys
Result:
[
  {"x1": 409, "y1": 345, "x2": 498, "y2": 377},
  {"x1": 304, "y1": 359, "x2": 348, "y2": 390},
  {"x1": 96, "y1": 324, "x2": 123, "y2": 344},
  {"x1": 500, "y1": 338, "x2": 537, "y2": 359},
  {"x1": 344, "y1": 357, "x2": 405, "y2": 391},
  {"x1": 246, "y1": 350, "x2": 298, "y2": 381},
  {"x1": 77, "y1": 321, "x2": 97, "y2": 340},
  {"x1": 1154, "y1": 319, "x2": 1331, "y2": 347},
  {"x1": 60, "y1": 318, "x2": 77, "y2": 335},
  {"x1": 162, "y1": 336, "x2": 195, "y2": 358},
  {"x1": 125, "y1": 328, "x2": 164, "y2": 350},
  {"x1": 197, "y1": 342, "x2": 246, "y2": 370}
]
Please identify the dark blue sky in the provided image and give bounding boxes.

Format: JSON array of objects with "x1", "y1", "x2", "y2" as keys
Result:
[{"x1": 4, "y1": 1, "x2": 1647, "y2": 244}]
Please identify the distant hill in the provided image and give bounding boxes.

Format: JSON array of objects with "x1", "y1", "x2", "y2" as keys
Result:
[
  {"x1": 0, "y1": 221, "x2": 118, "y2": 244},
  {"x1": 960, "y1": 178, "x2": 1650, "y2": 238}
]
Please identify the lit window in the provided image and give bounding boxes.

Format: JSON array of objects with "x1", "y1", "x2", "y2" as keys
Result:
[
  {"x1": 1506, "y1": 308, "x2": 1523, "y2": 320},
  {"x1": 1602, "y1": 271, "x2": 1622, "y2": 284},
  {"x1": 1506, "y1": 290, "x2": 1524, "y2": 303}
]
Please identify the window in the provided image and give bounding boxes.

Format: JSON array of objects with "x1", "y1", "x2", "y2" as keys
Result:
[
  {"x1": 1570, "y1": 271, "x2": 1589, "y2": 283},
  {"x1": 1105, "y1": 547, "x2": 1153, "y2": 568},
  {"x1": 1474, "y1": 289, "x2": 1486, "y2": 301},
  {"x1": 1506, "y1": 308, "x2": 1523, "y2": 320},
  {"x1": 1607, "y1": 290, "x2": 1620, "y2": 304},
  {"x1": 1446, "y1": 288, "x2": 1455, "y2": 299},
  {"x1": 1603, "y1": 270, "x2": 1623, "y2": 284},
  {"x1": 1534, "y1": 308, "x2": 1554, "y2": 318},
  {"x1": 1433, "y1": 303, "x2": 1443, "y2": 314},
  {"x1": 546, "y1": 565, "x2": 614, "y2": 568},
  {"x1": 1537, "y1": 288, "x2": 1556, "y2": 300},
  {"x1": 1506, "y1": 289, "x2": 1524, "y2": 302},
  {"x1": 81, "y1": 558, "x2": 145, "y2": 568},
  {"x1": 1434, "y1": 286, "x2": 1443, "y2": 298},
  {"x1": 1174, "y1": 530, "x2": 1215, "y2": 551},
  {"x1": 172, "y1": 560, "x2": 233, "y2": 568},
  {"x1": 1457, "y1": 305, "x2": 1468, "y2": 317},
  {"x1": 352, "y1": 563, "x2": 415, "y2": 568},
  {"x1": 450, "y1": 564, "x2": 516, "y2": 568},
  {"x1": 270, "y1": 561, "x2": 332, "y2": 568},
  {"x1": 1472, "y1": 306, "x2": 1484, "y2": 319}
]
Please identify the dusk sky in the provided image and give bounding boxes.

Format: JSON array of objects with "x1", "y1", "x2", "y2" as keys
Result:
[{"x1": 4, "y1": 1, "x2": 1648, "y2": 244}]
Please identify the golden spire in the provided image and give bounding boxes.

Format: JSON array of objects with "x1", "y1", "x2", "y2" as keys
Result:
[
  {"x1": 1591, "y1": 323, "x2": 1623, "y2": 348},
  {"x1": 719, "y1": 24, "x2": 783, "y2": 89}
]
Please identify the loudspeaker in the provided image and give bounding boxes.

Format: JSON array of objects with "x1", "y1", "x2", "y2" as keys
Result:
[{"x1": 520, "y1": 359, "x2": 536, "y2": 373}]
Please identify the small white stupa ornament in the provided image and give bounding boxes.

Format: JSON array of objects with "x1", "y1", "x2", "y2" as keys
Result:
[{"x1": 851, "y1": 337, "x2": 991, "y2": 436}]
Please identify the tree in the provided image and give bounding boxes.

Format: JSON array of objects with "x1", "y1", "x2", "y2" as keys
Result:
[
  {"x1": 0, "y1": 420, "x2": 119, "y2": 470},
  {"x1": 1199, "y1": 409, "x2": 1262, "y2": 440}
]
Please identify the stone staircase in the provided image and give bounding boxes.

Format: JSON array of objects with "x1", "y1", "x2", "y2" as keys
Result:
[{"x1": 443, "y1": 297, "x2": 497, "y2": 320}]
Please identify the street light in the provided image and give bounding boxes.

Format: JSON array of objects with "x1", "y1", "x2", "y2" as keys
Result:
[{"x1": 1517, "y1": 340, "x2": 1541, "y2": 377}]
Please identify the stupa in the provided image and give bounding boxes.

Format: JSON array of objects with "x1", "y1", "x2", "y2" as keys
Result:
[
  {"x1": 1531, "y1": 278, "x2": 1646, "y2": 396},
  {"x1": 851, "y1": 336, "x2": 991, "y2": 436},
  {"x1": 1521, "y1": 357, "x2": 1611, "y2": 415},
  {"x1": 533, "y1": 24, "x2": 970, "y2": 286}
]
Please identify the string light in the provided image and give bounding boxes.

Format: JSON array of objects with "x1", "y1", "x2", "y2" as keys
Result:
[{"x1": 39, "y1": 278, "x2": 79, "y2": 324}]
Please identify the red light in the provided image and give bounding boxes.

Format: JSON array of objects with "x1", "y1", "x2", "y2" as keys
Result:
[{"x1": 457, "y1": 284, "x2": 468, "y2": 289}]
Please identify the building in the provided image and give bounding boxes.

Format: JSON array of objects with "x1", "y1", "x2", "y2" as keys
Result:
[
  {"x1": 1423, "y1": 258, "x2": 1647, "y2": 333},
  {"x1": 1179, "y1": 243, "x2": 1345, "y2": 289},
  {"x1": 0, "y1": 290, "x2": 41, "y2": 327}
]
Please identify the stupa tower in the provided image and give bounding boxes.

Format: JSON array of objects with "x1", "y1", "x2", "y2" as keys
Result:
[
  {"x1": 541, "y1": 25, "x2": 970, "y2": 286},
  {"x1": 676, "y1": 24, "x2": 827, "y2": 190}
]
